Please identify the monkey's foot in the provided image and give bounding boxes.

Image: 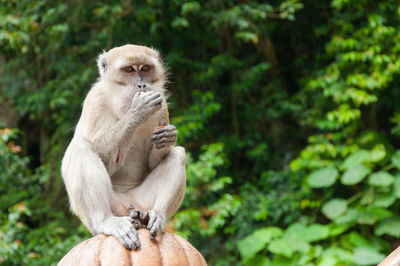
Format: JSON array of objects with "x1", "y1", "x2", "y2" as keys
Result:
[
  {"x1": 127, "y1": 206, "x2": 165, "y2": 239},
  {"x1": 128, "y1": 205, "x2": 147, "y2": 229},
  {"x1": 98, "y1": 216, "x2": 140, "y2": 250},
  {"x1": 146, "y1": 209, "x2": 166, "y2": 239}
]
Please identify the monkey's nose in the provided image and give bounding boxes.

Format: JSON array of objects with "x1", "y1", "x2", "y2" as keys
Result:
[{"x1": 137, "y1": 83, "x2": 147, "y2": 89}]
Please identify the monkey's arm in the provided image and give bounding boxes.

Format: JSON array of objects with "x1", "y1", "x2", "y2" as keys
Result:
[
  {"x1": 89, "y1": 91, "x2": 162, "y2": 174},
  {"x1": 62, "y1": 136, "x2": 141, "y2": 249},
  {"x1": 90, "y1": 112, "x2": 140, "y2": 173}
]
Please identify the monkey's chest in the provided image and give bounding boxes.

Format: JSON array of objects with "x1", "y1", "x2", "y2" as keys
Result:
[{"x1": 110, "y1": 117, "x2": 159, "y2": 191}]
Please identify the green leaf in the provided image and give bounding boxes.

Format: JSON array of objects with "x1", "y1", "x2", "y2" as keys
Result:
[
  {"x1": 369, "y1": 144, "x2": 386, "y2": 162},
  {"x1": 234, "y1": 31, "x2": 259, "y2": 44},
  {"x1": 243, "y1": 255, "x2": 270, "y2": 266},
  {"x1": 357, "y1": 211, "x2": 378, "y2": 225},
  {"x1": 372, "y1": 193, "x2": 396, "y2": 208},
  {"x1": 322, "y1": 199, "x2": 347, "y2": 220},
  {"x1": 266, "y1": 225, "x2": 311, "y2": 257},
  {"x1": 341, "y1": 165, "x2": 371, "y2": 185},
  {"x1": 353, "y1": 247, "x2": 385, "y2": 265},
  {"x1": 181, "y1": 2, "x2": 201, "y2": 16},
  {"x1": 370, "y1": 208, "x2": 392, "y2": 220},
  {"x1": 334, "y1": 208, "x2": 358, "y2": 224},
  {"x1": 347, "y1": 232, "x2": 371, "y2": 248},
  {"x1": 321, "y1": 247, "x2": 353, "y2": 265},
  {"x1": 268, "y1": 238, "x2": 295, "y2": 257},
  {"x1": 301, "y1": 224, "x2": 330, "y2": 242},
  {"x1": 209, "y1": 176, "x2": 232, "y2": 192},
  {"x1": 392, "y1": 150, "x2": 400, "y2": 169},
  {"x1": 283, "y1": 223, "x2": 306, "y2": 237},
  {"x1": 375, "y1": 217, "x2": 400, "y2": 237},
  {"x1": 394, "y1": 176, "x2": 400, "y2": 198},
  {"x1": 360, "y1": 190, "x2": 374, "y2": 205},
  {"x1": 171, "y1": 17, "x2": 189, "y2": 28},
  {"x1": 307, "y1": 167, "x2": 338, "y2": 188},
  {"x1": 238, "y1": 227, "x2": 283, "y2": 260},
  {"x1": 342, "y1": 150, "x2": 369, "y2": 169},
  {"x1": 329, "y1": 224, "x2": 351, "y2": 236},
  {"x1": 368, "y1": 171, "x2": 394, "y2": 187}
]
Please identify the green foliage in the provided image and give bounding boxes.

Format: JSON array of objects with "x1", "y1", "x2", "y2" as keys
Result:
[
  {"x1": 0, "y1": 129, "x2": 89, "y2": 265},
  {"x1": 2, "y1": 0, "x2": 400, "y2": 265},
  {"x1": 307, "y1": 167, "x2": 339, "y2": 188}
]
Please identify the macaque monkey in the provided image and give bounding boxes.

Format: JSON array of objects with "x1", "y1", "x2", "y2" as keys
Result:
[{"x1": 61, "y1": 44, "x2": 186, "y2": 249}]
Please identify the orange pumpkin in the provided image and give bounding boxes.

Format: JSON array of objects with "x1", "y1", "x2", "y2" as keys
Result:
[{"x1": 58, "y1": 228, "x2": 207, "y2": 266}]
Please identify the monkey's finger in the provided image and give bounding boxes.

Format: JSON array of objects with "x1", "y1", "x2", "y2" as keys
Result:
[
  {"x1": 153, "y1": 136, "x2": 176, "y2": 143},
  {"x1": 147, "y1": 213, "x2": 157, "y2": 230},
  {"x1": 131, "y1": 218, "x2": 141, "y2": 229},
  {"x1": 132, "y1": 91, "x2": 145, "y2": 101},
  {"x1": 115, "y1": 229, "x2": 131, "y2": 249},
  {"x1": 122, "y1": 232, "x2": 135, "y2": 249},
  {"x1": 149, "y1": 104, "x2": 162, "y2": 115},
  {"x1": 144, "y1": 90, "x2": 157, "y2": 95},
  {"x1": 155, "y1": 142, "x2": 175, "y2": 149},
  {"x1": 150, "y1": 132, "x2": 178, "y2": 142},
  {"x1": 132, "y1": 92, "x2": 141, "y2": 99},
  {"x1": 151, "y1": 132, "x2": 175, "y2": 140},
  {"x1": 153, "y1": 141, "x2": 176, "y2": 149},
  {"x1": 144, "y1": 91, "x2": 158, "y2": 98},
  {"x1": 144, "y1": 92, "x2": 161, "y2": 103},
  {"x1": 153, "y1": 131, "x2": 176, "y2": 138},
  {"x1": 128, "y1": 227, "x2": 141, "y2": 248},
  {"x1": 153, "y1": 139, "x2": 176, "y2": 147},
  {"x1": 133, "y1": 223, "x2": 140, "y2": 230},
  {"x1": 154, "y1": 138, "x2": 175, "y2": 144},
  {"x1": 128, "y1": 206, "x2": 136, "y2": 218},
  {"x1": 130, "y1": 209, "x2": 139, "y2": 218},
  {"x1": 148, "y1": 97, "x2": 162, "y2": 107},
  {"x1": 149, "y1": 221, "x2": 161, "y2": 239},
  {"x1": 153, "y1": 125, "x2": 177, "y2": 134},
  {"x1": 152, "y1": 128, "x2": 177, "y2": 136},
  {"x1": 122, "y1": 228, "x2": 137, "y2": 249},
  {"x1": 149, "y1": 223, "x2": 157, "y2": 237},
  {"x1": 139, "y1": 210, "x2": 148, "y2": 220}
]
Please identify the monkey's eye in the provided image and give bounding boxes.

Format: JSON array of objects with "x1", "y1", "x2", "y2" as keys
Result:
[
  {"x1": 124, "y1": 66, "x2": 135, "y2": 72},
  {"x1": 141, "y1": 65, "x2": 151, "y2": 72}
]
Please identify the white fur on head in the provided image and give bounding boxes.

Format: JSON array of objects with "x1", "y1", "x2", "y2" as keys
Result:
[
  {"x1": 150, "y1": 46, "x2": 161, "y2": 59},
  {"x1": 97, "y1": 50, "x2": 107, "y2": 76}
]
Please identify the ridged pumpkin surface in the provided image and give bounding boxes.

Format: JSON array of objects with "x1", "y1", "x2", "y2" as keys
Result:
[{"x1": 58, "y1": 228, "x2": 207, "y2": 266}]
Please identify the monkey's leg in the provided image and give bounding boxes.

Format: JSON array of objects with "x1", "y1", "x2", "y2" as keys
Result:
[
  {"x1": 128, "y1": 146, "x2": 186, "y2": 238},
  {"x1": 62, "y1": 137, "x2": 140, "y2": 249}
]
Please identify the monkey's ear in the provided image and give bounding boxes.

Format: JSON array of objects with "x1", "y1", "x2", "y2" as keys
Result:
[
  {"x1": 150, "y1": 47, "x2": 161, "y2": 59},
  {"x1": 97, "y1": 51, "x2": 107, "y2": 76}
]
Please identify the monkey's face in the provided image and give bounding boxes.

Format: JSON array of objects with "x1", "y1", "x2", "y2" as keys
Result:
[{"x1": 97, "y1": 45, "x2": 165, "y2": 93}]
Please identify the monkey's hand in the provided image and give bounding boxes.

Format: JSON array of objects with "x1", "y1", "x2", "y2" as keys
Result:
[
  {"x1": 147, "y1": 210, "x2": 166, "y2": 239},
  {"x1": 130, "y1": 91, "x2": 162, "y2": 123},
  {"x1": 97, "y1": 216, "x2": 141, "y2": 250},
  {"x1": 151, "y1": 124, "x2": 178, "y2": 149}
]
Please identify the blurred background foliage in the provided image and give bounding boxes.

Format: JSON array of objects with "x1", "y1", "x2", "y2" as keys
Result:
[{"x1": 1, "y1": 0, "x2": 400, "y2": 265}]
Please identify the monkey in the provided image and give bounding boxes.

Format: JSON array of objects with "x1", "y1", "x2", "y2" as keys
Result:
[{"x1": 61, "y1": 44, "x2": 186, "y2": 250}]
